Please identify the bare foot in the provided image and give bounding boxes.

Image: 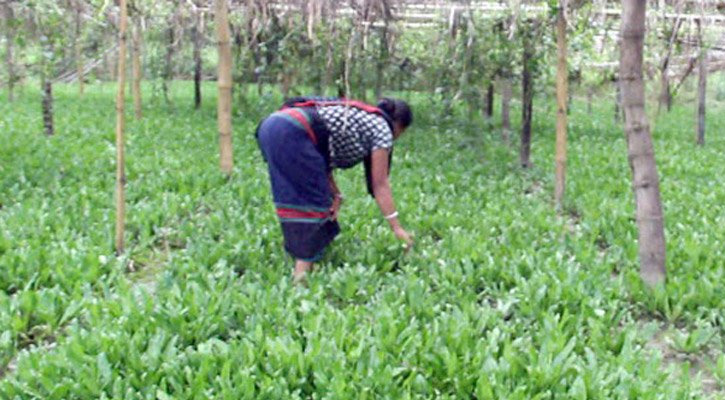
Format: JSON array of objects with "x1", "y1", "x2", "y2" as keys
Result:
[{"x1": 293, "y1": 259, "x2": 313, "y2": 286}]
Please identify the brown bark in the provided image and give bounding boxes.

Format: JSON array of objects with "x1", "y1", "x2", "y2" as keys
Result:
[
  {"x1": 500, "y1": 76, "x2": 511, "y2": 143},
  {"x1": 115, "y1": 0, "x2": 128, "y2": 255},
  {"x1": 520, "y1": 34, "x2": 533, "y2": 169},
  {"x1": 4, "y1": 2, "x2": 14, "y2": 101},
  {"x1": 620, "y1": 0, "x2": 666, "y2": 287},
  {"x1": 555, "y1": 1, "x2": 568, "y2": 210},
  {"x1": 696, "y1": 20, "x2": 706, "y2": 146},
  {"x1": 193, "y1": 7, "x2": 203, "y2": 110},
  {"x1": 216, "y1": 0, "x2": 234, "y2": 175},
  {"x1": 42, "y1": 79, "x2": 54, "y2": 136},
  {"x1": 132, "y1": 17, "x2": 142, "y2": 120}
]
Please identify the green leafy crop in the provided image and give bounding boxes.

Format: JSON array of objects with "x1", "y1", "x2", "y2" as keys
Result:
[{"x1": 0, "y1": 79, "x2": 724, "y2": 398}]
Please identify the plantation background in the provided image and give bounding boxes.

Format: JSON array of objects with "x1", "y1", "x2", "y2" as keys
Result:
[
  {"x1": 2, "y1": 0, "x2": 725, "y2": 398},
  {"x1": 1, "y1": 78, "x2": 723, "y2": 398}
]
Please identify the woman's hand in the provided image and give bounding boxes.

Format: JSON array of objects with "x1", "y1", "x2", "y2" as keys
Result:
[
  {"x1": 329, "y1": 194, "x2": 343, "y2": 220},
  {"x1": 393, "y1": 226, "x2": 414, "y2": 250}
]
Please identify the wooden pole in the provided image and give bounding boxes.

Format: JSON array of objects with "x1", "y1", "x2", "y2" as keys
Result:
[
  {"x1": 115, "y1": 0, "x2": 128, "y2": 255},
  {"x1": 620, "y1": 0, "x2": 666, "y2": 287},
  {"x1": 216, "y1": 0, "x2": 234, "y2": 175},
  {"x1": 554, "y1": 0, "x2": 568, "y2": 209}
]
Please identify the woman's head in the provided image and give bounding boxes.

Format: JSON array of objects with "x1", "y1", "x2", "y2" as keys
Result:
[{"x1": 377, "y1": 98, "x2": 413, "y2": 138}]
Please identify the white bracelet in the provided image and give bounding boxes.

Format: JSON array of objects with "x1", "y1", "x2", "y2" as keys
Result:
[{"x1": 384, "y1": 211, "x2": 398, "y2": 220}]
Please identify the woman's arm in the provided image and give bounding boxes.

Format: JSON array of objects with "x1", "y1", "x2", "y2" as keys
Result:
[
  {"x1": 328, "y1": 171, "x2": 343, "y2": 220},
  {"x1": 328, "y1": 171, "x2": 341, "y2": 198},
  {"x1": 370, "y1": 149, "x2": 413, "y2": 246}
]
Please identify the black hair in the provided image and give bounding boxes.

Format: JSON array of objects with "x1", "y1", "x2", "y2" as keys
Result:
[{"x1": 377, "y1": 98, "x2": 413, "y2": 129}]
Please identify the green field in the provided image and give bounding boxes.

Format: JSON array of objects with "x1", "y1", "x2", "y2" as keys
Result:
[{"x1": 1, "y1": 81, "x2": 724, "y2": 398}]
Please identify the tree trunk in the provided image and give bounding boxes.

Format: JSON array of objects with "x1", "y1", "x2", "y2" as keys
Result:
[
  {"x1": 587, "y1": 86, "x2": 593, "y2": 114},
  {"x1": 41, "y1": 79, "x2": 54, "y2": 136},
  {"x1": 4, "y1": 2, "x2": 14, "y2": 102},
  {"x1": 132, "y1": 17, "x2": 142, "y2": 120},
  {"x1": 108, "y1": 52, "x2": 116, "y2": 81},
  {"x1": 163, "y1": 19, "x2": 175, "y2": 105},
  {"x1": 555, "y1": 0, "x2": 568, "y2": 210},
  {"x1": 115, "y1": 0, "x2": 128, "y2": 255},
  {"x1": 620, "y1": 0, "x2": 666, "y2": 287},
  {"x1": 696, "y1": 20, "x2": 706, "y2": 146},
  {"x1": 74, "y1": 1, "x2": 84, "y2": 96},
  {"x1": 375, "y1": 18, "x2": 389, "y2": 100},
  {"x1": 323, "y1": 18, "x2": 337, "y2": 95},
  {"x1": 501, "y1": 76, "x2": 511, "y2": 143},
  {"x1": 614, "y1": 78, "x2": 622, "y2": 122},
  {"x1": 657, "y1": 4, "x2": 683, "y2": 114},
  {"x1": 520, "y1": 36, "x2": 534, "y2": 168},
  {"x1": 485, "y1": 81, "x2": 494, "y2": 120},
  {"x1": 658, "y1": 73, "x2": 671, "y2": 113},
  {"x1": 216, "y1": 0, "x2": 234, "y2": 175},
  {"x1": 193, "y1": 8, "x2": 203, "y2": 110}
]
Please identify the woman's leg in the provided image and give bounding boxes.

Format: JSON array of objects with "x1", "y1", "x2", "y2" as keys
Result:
[{"x1": 293, "y1": 259, "x2": 313, "y2": 285}]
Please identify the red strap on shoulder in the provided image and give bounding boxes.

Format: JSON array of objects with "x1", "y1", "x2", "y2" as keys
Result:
[
  {"x1": 283, "y1": 99, "x2": 385, "y2": 116},
  {"x1": 280, "y1": 109, "x2": 317, "y2": 145}
]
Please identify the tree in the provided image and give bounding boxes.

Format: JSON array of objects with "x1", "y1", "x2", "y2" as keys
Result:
[
  {"x1": 115, "y1": 0, "x2": 129, "y2": 255},
  {"x1": 696, "y1": 6, "x2": 707, "y2": 146},
  {"x1": 520, "y1": 26, "x2": 535, "y2": 168},
  {"x1": 500, "y1": 76, "x2": 512, "y2": 143},
  {"x1": 215, "y1": 0, "x2": 234, "y2": 175},
  {"x1": 191, "y1": 1, "x2": 203, "y2": 109},
  {"x1": 131, "y1": 14, "x2": 142, "y2": 119},
  {"x1": 3, "y1": 1, "x2": 16, "y2": 102},
  {"x1": 555, "y1": 0, "x2": 568, "y2": 209},
  {"x1": 374, "y1": 0, "x2": 392, "y2": 99},
  {"x1": 656, "y1": 0, "x2": 683, "y2": 114},
  {"x1": 619, "y1": 0, "x2": 666, "y2": 287},
  {"x1": 73, "y1": 0, "x2": 85, "y2": 96},
  {"x1": 162, "y1": 4, "x2": 177, "y2": 105},
  {"x1": 33, "y1": 1, "x2": 68, "y2": 136},
  {"x1": 484, "y1": 82, "x2": 494, "y2": 120}
]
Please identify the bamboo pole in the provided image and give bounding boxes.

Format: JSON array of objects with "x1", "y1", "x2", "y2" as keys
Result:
[
  {"x1": 555, "y1": 0, "x2": 568, "y2": 210},
  {"x1": 216, "y1": 0, "x2": 234, "y2": 175},
  {"x1": 115, "y1": 0, "x2": 128, "y2": 255}
]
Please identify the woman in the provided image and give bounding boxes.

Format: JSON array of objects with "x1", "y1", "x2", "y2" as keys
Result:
[{"x1": 256, "y1": 96, "x2": 414, "y2": 283}]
